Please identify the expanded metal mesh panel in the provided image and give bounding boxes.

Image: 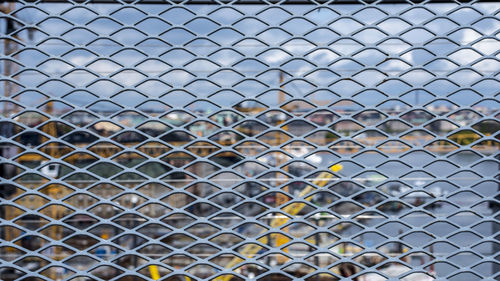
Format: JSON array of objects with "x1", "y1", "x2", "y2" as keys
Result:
[{"x1": 1, "y1": 1, "x2": 499, "y2": 281}]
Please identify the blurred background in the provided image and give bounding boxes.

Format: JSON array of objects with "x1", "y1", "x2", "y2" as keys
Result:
[{"x1": 0, "y1": 1, "x2": 499, "y2": 281}]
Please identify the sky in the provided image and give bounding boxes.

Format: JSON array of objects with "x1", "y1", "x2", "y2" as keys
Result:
[{"x1": 1, "y1": 2, "x2": 499, "y2": 114}]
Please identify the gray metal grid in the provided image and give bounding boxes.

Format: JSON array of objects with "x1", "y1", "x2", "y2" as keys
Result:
[{"x1": 1, "y1": 1, "x2": 499, "y2": 281}]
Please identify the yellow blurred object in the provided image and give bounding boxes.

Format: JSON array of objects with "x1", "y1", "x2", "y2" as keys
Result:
[
  {"x1": 275, "y1": 234, "x2": 289, "y2": 249},
  {"x1": 215, "y1": 164, "x2": 343, "y2": 281},
  {"x1": 149, "y1": 265, "x2": 160, "y2": 280},
  {"x1": 330, "y1": 163, "x2": 343, "y2": 172}
]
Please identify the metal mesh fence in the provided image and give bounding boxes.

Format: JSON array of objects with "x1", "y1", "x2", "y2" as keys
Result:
[{"x1": 0, "y1": 1, "x2": 499, "y2": 280}]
